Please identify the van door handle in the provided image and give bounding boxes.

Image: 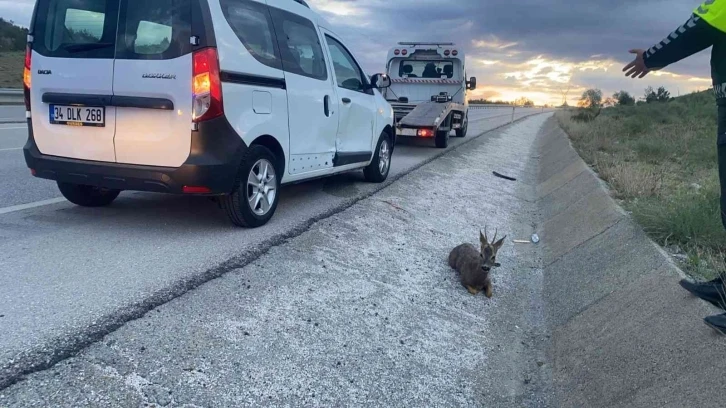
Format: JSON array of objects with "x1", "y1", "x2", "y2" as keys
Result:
[
  {"x1": 342, "y1": 97, "x2": 351, "y2": 104},
  {"x1": 324, "y1": 95, "x2": 330, "y2": 116}
]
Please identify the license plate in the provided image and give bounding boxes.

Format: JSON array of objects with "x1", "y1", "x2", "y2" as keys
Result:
[{"x1": 49, "y1": 105, "x2": 105, "y2": 127}]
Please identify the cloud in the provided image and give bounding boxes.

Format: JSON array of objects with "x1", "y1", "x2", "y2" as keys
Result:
[{"x1": 0, "y1": 0, "x2": 714, "y2": 105}]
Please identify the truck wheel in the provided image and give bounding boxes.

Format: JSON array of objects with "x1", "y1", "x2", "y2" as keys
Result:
[
  {"x1": 456, "y1": 118, "x2": 468, "y2": 137},
  {"x1": 57, "y1": 182, "x2": 120, "y2": 207},
  {"x1": 435, "y1": 129, "x2": 449, "y2": 148},
  {"x1": 222, "y1": 145, "x2": 280, "y2": 228},
  {"x1": 364, "y1": 131, "x2": 392, "y2": 183}
]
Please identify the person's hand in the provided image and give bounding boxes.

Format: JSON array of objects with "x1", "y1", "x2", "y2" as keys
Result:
[{"x1": 623, "y1": 49, "x2": 651, "y2": 78}]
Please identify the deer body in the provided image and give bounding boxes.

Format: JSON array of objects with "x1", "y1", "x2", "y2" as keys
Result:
[{"x1": 448, "y1": 228, "x2": 506, "y2": 297}]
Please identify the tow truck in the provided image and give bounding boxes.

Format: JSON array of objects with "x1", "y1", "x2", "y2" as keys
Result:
[{"x1": 382, "y1": 42, "x2": 477, "y2": 148}]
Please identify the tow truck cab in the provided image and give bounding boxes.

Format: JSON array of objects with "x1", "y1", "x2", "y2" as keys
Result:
[{"x1": 382, "y1": 42, "x2": 476, "y2": 147}]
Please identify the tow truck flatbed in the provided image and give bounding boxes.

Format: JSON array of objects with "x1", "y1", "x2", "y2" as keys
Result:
[{"x1": 396, "y1": 100, "x2": 465, "y2": 131}]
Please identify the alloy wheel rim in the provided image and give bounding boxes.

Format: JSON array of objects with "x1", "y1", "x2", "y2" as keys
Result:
[
  {"x1": 378, "y1": 140, "x2": 390, "y2": 175},
  {"x1": 246, "y1": 159, "x2": 277, "y2": 216}
]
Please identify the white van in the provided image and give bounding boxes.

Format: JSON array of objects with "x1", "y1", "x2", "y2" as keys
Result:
[{"x1": 22, "y1": 0, "x2": 395, "y2": 227}]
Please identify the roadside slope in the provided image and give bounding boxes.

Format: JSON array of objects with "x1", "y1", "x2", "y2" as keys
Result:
[{"x1": 537, "y1": 116, "x2": 726, "y2": 408}]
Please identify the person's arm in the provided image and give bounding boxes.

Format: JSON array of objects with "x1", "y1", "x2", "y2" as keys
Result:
[{"x1": 643, "y1": 13, "x2": 717, "y2": 69}]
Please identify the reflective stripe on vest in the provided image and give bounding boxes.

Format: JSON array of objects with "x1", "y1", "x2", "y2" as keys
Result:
[{"x1": 695, "y1": 0, "x2": 726, "y2": 32}]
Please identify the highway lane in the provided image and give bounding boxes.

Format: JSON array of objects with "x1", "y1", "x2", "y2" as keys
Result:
[
  {"x1": 0, "y1": 107, "x2": 550, "y2": 388},
  {"x1": 0, "y1": 106, "x2": 24, "y2": 123},
  {"x1": 0, "y1": 124, "x2": 61, "y2": 208}
]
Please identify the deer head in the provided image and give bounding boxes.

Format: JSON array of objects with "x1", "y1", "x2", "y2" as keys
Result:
[{"x1": 479, "y1": 226, "x2": 506, "y2": 271}]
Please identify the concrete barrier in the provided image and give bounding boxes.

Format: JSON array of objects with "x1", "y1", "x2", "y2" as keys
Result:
[{"x1": 537, "y1": 116, "x2": 726, "y2": 407}]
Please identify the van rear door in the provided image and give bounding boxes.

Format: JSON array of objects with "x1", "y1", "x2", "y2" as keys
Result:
[
  {"x1": 112, "y1": 0, "x2": 194, "y2": 167},
  {"x1": 29, "y1": 0, "x2": 119, "y2": 163}
]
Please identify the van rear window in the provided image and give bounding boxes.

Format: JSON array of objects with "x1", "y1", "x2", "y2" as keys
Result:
[{"x1": 32, "y1": 0, "x2": 191, "y2": 60}]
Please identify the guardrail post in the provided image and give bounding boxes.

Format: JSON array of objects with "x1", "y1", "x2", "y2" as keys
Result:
[{"x1": 511, "y1": 106, "x2": 515, "y2": 123}]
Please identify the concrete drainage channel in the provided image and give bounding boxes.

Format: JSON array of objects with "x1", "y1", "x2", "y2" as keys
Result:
[
  {"x1": 0, "y1": 111, "x2": 547, "y2": 392},
  {"x1": 535, "y1": 117, "x2": 726, "y2": 407}
]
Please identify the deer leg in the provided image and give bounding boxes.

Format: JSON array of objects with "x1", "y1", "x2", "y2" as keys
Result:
[
  {"x1": 484, "y1": 283, "x2": 493, "y2": 298},
  {"x1": 466, "y1": 285, "x2": 480, "y2": 295}
]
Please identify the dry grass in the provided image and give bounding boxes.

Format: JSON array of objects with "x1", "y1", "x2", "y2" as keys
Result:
[
  {"x1": 556, "y1": 92, "x2": 726, "y2": 280},
  {"x1": 0, "y1": 51, "x2": 24, "y2": 88}
]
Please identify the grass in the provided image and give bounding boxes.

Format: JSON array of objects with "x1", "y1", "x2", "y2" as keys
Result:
[
  {"x1": 556, "y1": 90, "x2": 726, "y2": 280},
  {"x1": 0, "y1": 51, "x2": 24, "y2": 88}
]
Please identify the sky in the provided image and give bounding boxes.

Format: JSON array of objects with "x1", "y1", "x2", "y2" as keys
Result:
[{"x1": 0, "y1": 0, "x2": 715, "y2": 105}]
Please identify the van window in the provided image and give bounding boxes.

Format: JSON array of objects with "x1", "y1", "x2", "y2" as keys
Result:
[
  {"x1": 269, "y1": 8, "x2": 327, "y2": 81},
  {"x1": 64, "y1": 8, "x2": 105, "y2": 43},
  {"x1": 133, "y1": 20, "x2": 172, "y2": 55},
  {"x1": 32, "y1": 0, "x2": 190, "y2": 60},
  {"x1": 116, "y1": 0, "x2": 191, "y2": 60},
  {"x1": 220, "y1": 0, "x2": 281, "y2": 70},
  {"x1": 325, "y1": 35, "x2": 365, "y2": 92},
  {"x1": 35, "y1": 0, "x2": 118, "y2": 59}
]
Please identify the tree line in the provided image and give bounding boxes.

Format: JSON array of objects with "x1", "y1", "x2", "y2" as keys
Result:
[
  {"x1": 0, "y1": 18, "x2": 28, "y2": 52},
  {"x1": 470, "y1": 97, "x2": 536, "y2": 106},
  {"x1": 578, "y1": 86, "x2": 674, "y2": 109}
]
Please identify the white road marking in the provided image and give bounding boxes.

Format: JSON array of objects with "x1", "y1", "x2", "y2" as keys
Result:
[
  {"x1": 0, "y1": 147, "x2": 22, "y2": 152},
  {"x1": 0, "y1": 126, "x2": 27, "y2": 131},
  {"x1": 0, "y1": 197, "x2": 68, "y2": 215}
]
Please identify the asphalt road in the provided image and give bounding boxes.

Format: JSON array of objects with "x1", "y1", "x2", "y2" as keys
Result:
[
  {"x1": 0, "y1": 112, "x2": 554, "y2": 406},
  {"x1": 0, "y1": 106, "x2": 24, "y2": 124},
  {"x1": 0, "y1": 107, "x2": 550, "y2": 391}
]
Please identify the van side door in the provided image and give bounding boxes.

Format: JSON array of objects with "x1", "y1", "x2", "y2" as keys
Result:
[
  {"x1": 266, "y1": 0, "x2": 338, "y2": 176},
  {"x1": 319, "y1": 30, "x2": 377, "y2": 163}
]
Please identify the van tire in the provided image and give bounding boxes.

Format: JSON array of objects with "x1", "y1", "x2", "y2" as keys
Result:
[
  {"x1": 435, "y1": 129, "x2": 449, "y2": 148},
  {"x1": 222, "y1": 145, "x2": 280, "y2": 228},
  {"x1": 57, "y1": 182, "x2": 121, "y2": 207},
  {"x1": 364, "y1": 131, "x2": 392, "y2": 183},
  {"x1": 456, "y1": 117, "x2": 468, "y2": 137}
]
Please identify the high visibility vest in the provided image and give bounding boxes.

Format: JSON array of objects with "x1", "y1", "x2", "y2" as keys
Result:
[{"x1": 695, "y1": 0, "x2": 726, "y2": 32}]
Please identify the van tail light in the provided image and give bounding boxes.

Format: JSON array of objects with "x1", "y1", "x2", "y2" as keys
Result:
[
  {"x1": 23, "y1": 45, "x2": 31, "y2": 111},
  {"x1": 401, "y1": 49, "x2": 408, "y2": 56},
  {"x1": 394, "y1": 49, "x2": 400, "y2": 55},
  {"x1": 192, "y1": 47, "x2": 223, "y2": 123}
]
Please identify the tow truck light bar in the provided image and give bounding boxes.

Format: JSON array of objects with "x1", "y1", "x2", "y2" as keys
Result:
[{"x1": 397, "y1": 42, "x2": 455, "y2": 46}]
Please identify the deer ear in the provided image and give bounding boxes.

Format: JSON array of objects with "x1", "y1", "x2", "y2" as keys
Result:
[
  {"x1": 493, "y1": 236, "x2": 507, "y2": 251},
  {"x1": 480, "y1": 229, "x2": 488, "y2": 245}
]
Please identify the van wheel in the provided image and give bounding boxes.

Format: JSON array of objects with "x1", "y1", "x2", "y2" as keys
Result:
[
  {"x1": 222, "y1": 145, "x2": 279, "y2": 228},
  {"x1": 364, "y1": 131, "x2": 392, "y2": 183},
  {"x1": 435, "y1": 129, "x2": 449, "y2": 148},
  {"x1": 57, "y1": 182, "x2": 120, "y2": 207}
]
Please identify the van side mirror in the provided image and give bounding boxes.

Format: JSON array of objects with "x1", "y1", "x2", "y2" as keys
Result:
[
  {"x1": 467, "y1": 77, "x2": 477, "y2": 90},
  {"x1": 370, "y1": 73, "x2": 391, "y2": 89}
]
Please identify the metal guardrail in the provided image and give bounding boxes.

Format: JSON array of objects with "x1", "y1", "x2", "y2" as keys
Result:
[{"x1": 0, "y1": 88, "x2": 23, "y2": 105}]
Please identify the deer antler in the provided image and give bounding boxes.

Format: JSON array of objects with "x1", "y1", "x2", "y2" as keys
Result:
[{"x1": 492, "y1": 228, "x2": 498, "y2": 243}]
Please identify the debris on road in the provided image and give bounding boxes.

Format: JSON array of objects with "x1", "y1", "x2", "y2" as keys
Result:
[
  {"x1": 380, "y1": 199, "x2": 407, "y2": 212},
  {"x1": 493, "y1": 171, "x2": 517, "y2": 181},
  {"x1": 513, "y1": 234, "x2": 540, "y2": 244}
]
